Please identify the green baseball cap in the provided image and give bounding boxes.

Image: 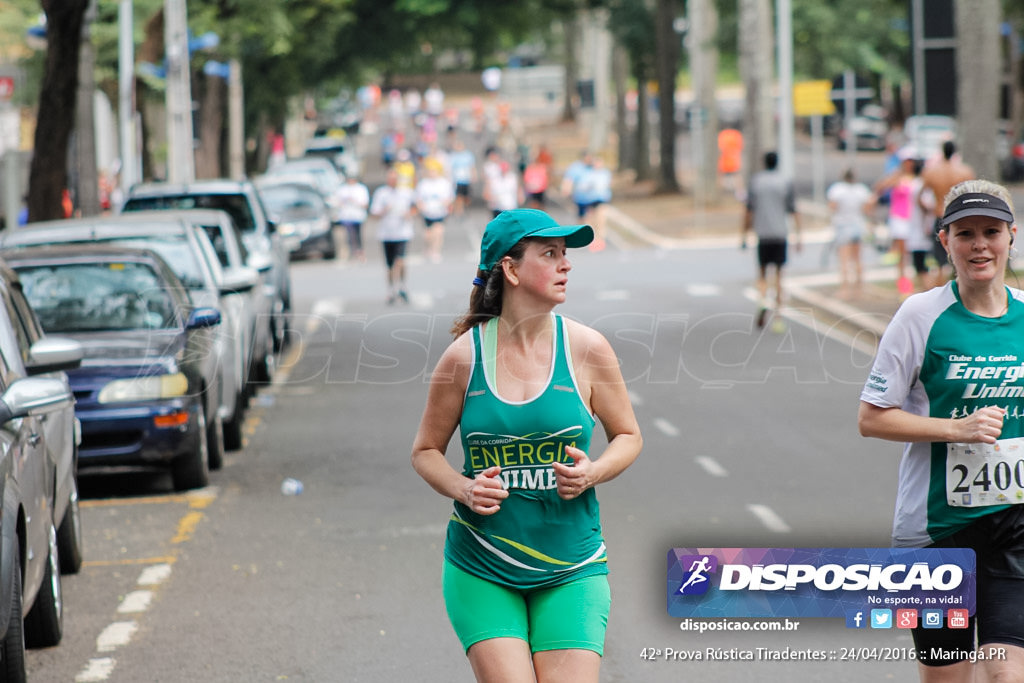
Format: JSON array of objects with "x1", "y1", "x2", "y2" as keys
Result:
[{"x1": 478, "y1": 209, "x2": 593, "y2": 271}]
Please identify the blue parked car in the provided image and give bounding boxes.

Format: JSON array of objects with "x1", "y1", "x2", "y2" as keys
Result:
[{"x1": 6, "y1": 245, "x2": 222, "y2": 491}]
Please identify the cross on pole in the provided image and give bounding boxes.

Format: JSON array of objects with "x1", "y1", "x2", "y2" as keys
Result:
[{"x1": 831, "y1": 70, "x2": 875, "y2": 167}]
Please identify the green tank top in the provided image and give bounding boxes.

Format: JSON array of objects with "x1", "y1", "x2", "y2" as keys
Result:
[{"x1": 444, "y1": 314, "x2": 606, "y2": 589}]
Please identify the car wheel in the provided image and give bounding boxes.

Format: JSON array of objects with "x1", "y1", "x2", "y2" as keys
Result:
[
  {"x1": 206, "y1": 404, "x2": 225, "y2": 471},
  {"x1": 222, "y1": 392, "x2": 245, "y2": 452},
  {"x1": 172, "y1": 404, "x2": 211, "y2": 491},
  {"x1": 254, "y1": 336, "x2": 275, "y2": 385},
  {"x1": 323, "y1": 233, "x2": 337, "y2": 260},
  {"x1": 272, "y1": 310, "x2": 290, "y2": 353},
  {"x1": 24, "y1": 521, "x2": 62, "y2": 649},
  {"x1": 1, "y1": 552, "x2": 26, "y2": 683},
  {"x1": 56, "y1": 473, "x2": 83, "y2": 575}
]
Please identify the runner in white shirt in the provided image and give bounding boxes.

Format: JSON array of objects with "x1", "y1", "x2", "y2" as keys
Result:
[
  {"x1": 370, "y1": 169, "x2": 417, "y2": 304},
  {"x1": 334, "y1": 175, "x2": 370, "y2": 261},
  {"x1": 825, "y1": 169, "x2": 876, "y2": 298},
  {"x1": 415, "y1": 159, "x2": 455, "y2": 263}
]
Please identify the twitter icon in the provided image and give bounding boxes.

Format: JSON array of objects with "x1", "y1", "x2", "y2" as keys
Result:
[{"x1": 871, "y1": 609, "x2": 893, "y2": 629}]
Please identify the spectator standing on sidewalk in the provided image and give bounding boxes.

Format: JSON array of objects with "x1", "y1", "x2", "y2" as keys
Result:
[
  {"x1": 717, "y1": 128, "x2": 743, "y2": 198},
  {"x1": 742, "y1": 151, "x2": 802, "y2": 328},
  {"x1": 859, "y1": 179, "x2": 1024, "y2": 682},
  {"x1": 826, "y1": 168, "x2": 876, "y2": 299},
  {"x1": 920, "y1": 141, "x2": 975, "y2": 285},
  {"x1": 334, "y1": 174, "x2": 370, "y2": 262},
  {"x1": 370, "y1": 169, "x2": 417, "y2": 304},
  {"x1": 411, "y1": 208, "x2": 642, "y2": 683}
]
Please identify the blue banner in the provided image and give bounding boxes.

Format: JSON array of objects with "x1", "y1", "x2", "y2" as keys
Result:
[{"x1": 667, "y1": 548, "x2": 975, "y2": 619}]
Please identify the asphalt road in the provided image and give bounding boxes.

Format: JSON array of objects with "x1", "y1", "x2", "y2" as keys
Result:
[{"x1": 22, "y1": 190, "x2": 934, "y2": 681}]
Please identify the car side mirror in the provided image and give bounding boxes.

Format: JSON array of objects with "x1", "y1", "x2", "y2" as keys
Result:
[
  {"x1": 220, "y1": 267, "x2": 258, "y2": 294},
  {"x1": 0, "y1": 377, "x2": 74, "y2": 423},
  {"x1": 26, "y1": 337, "x2": 83, "y2": 376},
  {"x1": 247, "y1": 252, "x2": 273, "y2": 273},
  {"x1": 186, "y1": 307, "x2": 222, "y2": 329}
]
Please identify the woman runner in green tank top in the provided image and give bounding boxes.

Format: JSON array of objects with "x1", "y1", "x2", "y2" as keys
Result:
[{"x1": 412, "y1": 209, "x2": 642, "y2": 682}]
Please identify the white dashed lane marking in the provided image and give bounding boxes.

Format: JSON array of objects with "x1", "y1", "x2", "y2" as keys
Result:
[
  {"x1": 652, "y1": 418, "x2": 680, "y2": 437},
  {"x1": 95, "y1": 621, "x2": 138, "y2": 653},
  {"x1": 695, "y1": 456, "x2": 729, "y2": 477},
  {"x1": 747, "y1": 504, "x2": 792, "y2": 533},
  {"x1": 74, "y1": 658, "x2": 116, "y2": 683}
]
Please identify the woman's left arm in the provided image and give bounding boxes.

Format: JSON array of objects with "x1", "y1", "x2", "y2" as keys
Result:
[{"x1": 560, "y1": 323, "x2": 642, "y2": 489}]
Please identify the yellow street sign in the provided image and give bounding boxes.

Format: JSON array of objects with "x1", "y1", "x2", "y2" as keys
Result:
[{"x1": 793, "y1": 80, "x2": 836, "y2": 117}]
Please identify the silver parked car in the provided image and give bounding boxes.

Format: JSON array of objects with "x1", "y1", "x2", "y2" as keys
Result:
[
  {"x1": 0, "y1": 260, "x2": 83, "y2": 677},
  {"x1": 121, "y1": 179, "x2": 293, "y2": 352}
]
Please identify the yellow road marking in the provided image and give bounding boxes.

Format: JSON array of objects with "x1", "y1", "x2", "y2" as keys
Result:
[
  {"x1": 81, "y1": 495, "x2": 190, "y2": 508},
  {"x1": 82, "y1": 556, "x2": 178, "y2": 568},
  {"x1": 170, "y1": 510, "x2": 204, "y2": 544}
]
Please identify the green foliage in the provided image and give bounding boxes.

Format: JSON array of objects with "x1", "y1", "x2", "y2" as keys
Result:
[{"x1": 789, "y1": 0, "x2": 909, "y2": 81}]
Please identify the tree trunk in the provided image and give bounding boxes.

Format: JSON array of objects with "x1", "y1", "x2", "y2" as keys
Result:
[
  {"x1": 689, "y1": 0, "x2": 720, "y2": 204},
  {"x1": 75, "y1": 0, "x2": 100, "y2": 217},
  {"x1": 613, "y1": 43, "x2": 629, "y2": 171},
  {"x1": 738, "y1": 0, "x2": 774, "y2": 192},
  {"x1": 28, "y1": 0, "x2": 90, "y2": 223},
  {"x1": 634, "y1": 63, "x2": 652, "y2": 182},
  {"x1": 955, "y1": 0, "x2": 1000, "y2": 180},
  {"x1": 654, "y1": 0, "x2": 680, "y2": 193},
  {"x1": 195, "y1": 71, "x2": 226, "y2": 179},
  {"x1": 562, "y1": 16, "x2": 579, "y2": 123}
]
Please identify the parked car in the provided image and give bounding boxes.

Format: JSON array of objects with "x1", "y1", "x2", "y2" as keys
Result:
[
  {"x1": 7, "y1": 245, "x2": 224, "y2": 491},
  {"x1": 903, "y1": 115, "x2": 957, "y2": 161},
  {"x1": 263, "y1": 157, "x2": 344, "y2": 201},
  {"x1": 0, "y1": 259, "x2": 83, "y2": 673},
  {"x1": 121, "y1": 179, "x2": 292, "y2": 352},
  {"x1": 837, "y1": 104, "x2": 889, "y2": 151},
  {"x1": 254, "y1": 178, "x2": 338, "y2": 260},
  {"x1": 173, "y1": 208, "x2": 276, "y2": 388},
  {"x1": 0, "y1": 213, "x2": 248, "y2": 462},
  {"x1": 303, "y1": 134, "x2": 361, "y2": 179}
]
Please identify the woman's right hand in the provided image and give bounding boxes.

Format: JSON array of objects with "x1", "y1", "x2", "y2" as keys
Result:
[
  {"x1": 955, "y1": 405, "x2": 1007, "y2": 444},
  {"x1": 462, "y1": 466, "x2": 508, "y2": 515}
]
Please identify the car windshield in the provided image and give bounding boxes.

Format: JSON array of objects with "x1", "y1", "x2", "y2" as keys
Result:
[
  {"x1": 258, "y1": 185, "x2": 326, "y2": 221},
  {"x1": 100, "y1": 236, "x2": 209, "y2": 290},
  {"x1": 124, "y1": 193, "x2": 257, "y2": 232},
  {"x1": 17, "y1": 262, "x2": 179, "y2": 333}
]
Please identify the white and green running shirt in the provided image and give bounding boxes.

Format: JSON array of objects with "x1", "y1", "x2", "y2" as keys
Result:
[{"x1": 861, "y1": 280, "x2": 1024, "y2": 547}]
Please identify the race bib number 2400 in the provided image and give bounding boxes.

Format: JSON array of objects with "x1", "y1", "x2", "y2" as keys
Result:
[{"x1": 947, "y1": 437, "x2": 1024, "y2": 507}]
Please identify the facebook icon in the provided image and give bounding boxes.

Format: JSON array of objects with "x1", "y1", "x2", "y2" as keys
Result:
[{"x1": 846, "y1": 610, "x2": 867, "y2": 629}]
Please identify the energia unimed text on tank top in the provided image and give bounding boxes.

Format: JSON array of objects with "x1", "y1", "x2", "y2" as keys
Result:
[{"x1": 445, "y1": 314, "x2": 606, "y2": 589}]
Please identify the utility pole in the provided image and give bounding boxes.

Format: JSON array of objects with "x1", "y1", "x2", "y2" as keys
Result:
[
  {"x1": 776, "y1": 0, "x2": 794, "y2": 181},
  {"x1": 228, "y1": 59, "x2": 245, "y2": 179},
  {"x1": 164, "y1": 0, "x2": 195, "y2": 183}
]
